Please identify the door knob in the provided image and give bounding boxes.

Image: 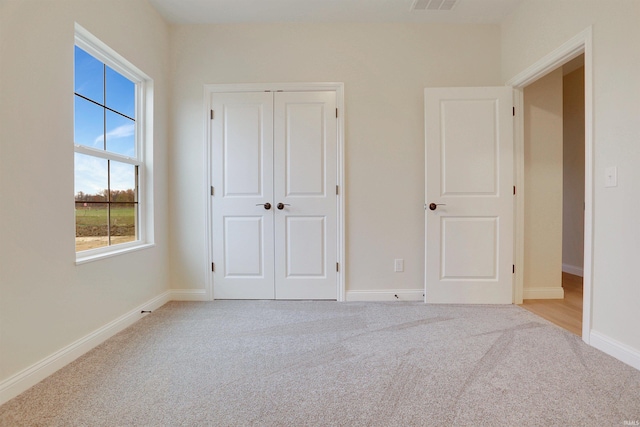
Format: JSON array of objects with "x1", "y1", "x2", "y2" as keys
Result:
[
  {"x1": 256, "y1": 202, "x2": 272, "y2": 210},
  {"x1": 428, "y1": 203, "x2": 446, "y2": 211},
  {"x1": 277, "y1": 203, "x2": 290, "y2": 210}
]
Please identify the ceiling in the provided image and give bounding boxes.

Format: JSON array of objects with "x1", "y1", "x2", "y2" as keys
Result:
[{"x1": 148, "y1": 0, "x2": 525, "y2": 25}]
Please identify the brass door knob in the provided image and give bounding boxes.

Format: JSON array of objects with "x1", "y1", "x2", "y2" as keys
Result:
[
  {"x1": 277, "y1": 203, "x2": 291, "y2": 210},
  {"x1": 256, "y1": 202, "x2": 272, "y2": 210},
  {"x1": 429, "y1": 203, "x2": 446, "y2": 211}
]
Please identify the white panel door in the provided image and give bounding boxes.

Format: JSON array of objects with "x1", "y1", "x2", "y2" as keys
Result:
[
  {"x1": 211, "y1": 90, "x2": 337, "y2": 300},
  {"x1": 425, "y1": 87, "x2": 513, "y2": 304},
  {"x1": 211, "y1": 92, "x2": 275, "y2": 299},
  {"x1": 274, "y1": 91, "x2": 337, "y2": 299}
]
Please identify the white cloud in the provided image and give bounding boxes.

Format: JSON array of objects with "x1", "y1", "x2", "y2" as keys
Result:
[{"x1": 93, "y1": 123, "x2": 135, "y2": 146}]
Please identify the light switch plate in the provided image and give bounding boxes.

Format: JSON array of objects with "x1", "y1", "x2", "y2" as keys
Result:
[
  {"x1": 605, "y1": 166, "x2": 617, "y2": 187},
  {"x1": 394, "y1": 259, "x2": 404, "y2": 272}
]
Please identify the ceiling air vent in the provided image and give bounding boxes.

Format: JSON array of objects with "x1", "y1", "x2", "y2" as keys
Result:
[{"x1": 411, "y1": 0, "x2": 458, "y2": 11}]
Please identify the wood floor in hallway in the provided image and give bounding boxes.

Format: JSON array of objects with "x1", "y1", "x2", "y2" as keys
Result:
[{"x1": 520, "y1": 272, "x2": 583, "y2": 336}]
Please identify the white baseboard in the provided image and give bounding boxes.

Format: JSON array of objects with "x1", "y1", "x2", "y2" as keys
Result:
[
  {"x1": 345, "y1": 289, "x2": 424, "y2": 302},
  {"x1": 562, "y1": 263, "x2": 584, "y2": 277},
  {"x1": 523, "y1": 286, "x2": 565, "y2": 300},
  {"x1": 590, "y1": 330, "x2": 640, "y2": 372},
  {"x1": 169, "y1": 288, "x2": 208, "y2": 301},
  {"x1": 0, "y1": 290, "x2": 172, "y2": 406}
]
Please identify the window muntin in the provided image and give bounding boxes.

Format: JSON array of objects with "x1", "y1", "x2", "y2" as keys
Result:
[{"x1": 74, "y1": 36, "x2": 146, "y2": 257}]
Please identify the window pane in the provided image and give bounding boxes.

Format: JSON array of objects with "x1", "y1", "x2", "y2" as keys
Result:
[
  {"x1": 109, "y1": 160, "x2": 136, "y2": 196},
  {"x1": 74, "y1": 46, "x2": 103, "y2": 104},
  {"x1": 106, "y1": 110, "x2": 135, "y2": 157},
  {"x1": 75, "y1": 202, "x2": 108, "y2": 251},
  {"x1": 111, "y1": 203, "x2": 136, "y2": 245},
  {"x1": 74, "y1": 96, "x2": 105, "y2": 149},
  {"x1": 75, "y1": 153, "x2": 108, "y2": 201},
  {"x1": 106, "y1": 66, "x2": 135, "y2": 119}
]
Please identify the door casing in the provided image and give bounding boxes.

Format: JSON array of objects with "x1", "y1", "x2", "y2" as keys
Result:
[
  {"x1": 203, "y1": 82, "x2": 346, "y2": 301},
  {"x1": 507, "y1": 27, "x2": 593, "y2": 342}
]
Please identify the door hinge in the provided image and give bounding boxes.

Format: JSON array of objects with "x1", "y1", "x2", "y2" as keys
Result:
[
  {"x1": 512, "y1": 107, "x2": 515, "y2": 116},
  {"x1": 212, "y1": 262, "x2": 215, "y2": 272},
  {"x1": 211, "y1": 186, "x2": 215, "y2": 196},
  {"x1": 513, "y1": 185, "x2": 516, "y2": 195},
  {"x1": 336, "y1": 185, "x2": 339, "y2": 195},
  {"x1": 512, "y1": 264, "x2": 515, "y2": 274},
  {"x1": 336, "y1": 262, "x2": 339, "y2": 272},
  {"x1": 336, "y1": 108, "x2": 338, "y2": 118},
  {"x1": 210, "y1": 110, "x2": 214, "y2": 120}
]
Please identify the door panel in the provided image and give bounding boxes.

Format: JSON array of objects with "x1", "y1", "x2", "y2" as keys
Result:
[
  {"x1": 284, "y1": 102, "x2": 326, "y2": 196},
  {"x1": 223, "y1": 216, "x2": 265, "y2": 277},
  {"x1": 223, "y1": 104, "x2": 266, "y2": 197},
  {"x1": 212, "y1": 92, "x2": 275, "y2": 299},
  {"x1": 441, "y1": 100, "x2": 498, "y2": 195},
  {"x1": 425, "y1": 87, "x2": 513, "y2": 304},
  {"x1": 275, "y1": 91, "x2": 337, "y2": 300},
  {"x1": 285, "y1": 216, "x2": 326, "y2": 277},
  {"x1": 441, "y1": 216, "x2": 497, "y2": 279}
]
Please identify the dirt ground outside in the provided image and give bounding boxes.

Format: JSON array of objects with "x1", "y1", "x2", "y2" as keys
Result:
[{"x1": 75, "y1": 236, "x2": 136, "y2": 252}]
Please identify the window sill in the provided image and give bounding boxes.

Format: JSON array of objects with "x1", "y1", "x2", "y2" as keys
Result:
[{"x1": 75, "y1": 242, "x2": 155, "y2": 265}]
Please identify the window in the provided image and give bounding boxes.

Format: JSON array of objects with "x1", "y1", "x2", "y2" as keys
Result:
[{"x1": 74, "y1": 26, "x2": 151, "y2": 260}]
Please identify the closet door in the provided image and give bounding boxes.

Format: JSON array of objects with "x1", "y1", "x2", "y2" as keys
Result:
[
  {"x1": 273, "y1": 91, "x2": 338, "y2": 299},
  {"x1": 211, "y1": 92, "x2": 275, "y2": 299}
]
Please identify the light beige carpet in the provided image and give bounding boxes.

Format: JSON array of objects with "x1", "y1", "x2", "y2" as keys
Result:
[{"x1": 1, "y1": 301, "x2": 639, "y2": 426}]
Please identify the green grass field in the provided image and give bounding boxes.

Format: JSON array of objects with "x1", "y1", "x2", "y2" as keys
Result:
[{"x1": 75, "y1": 205, "x2": 136, "y2": 237}]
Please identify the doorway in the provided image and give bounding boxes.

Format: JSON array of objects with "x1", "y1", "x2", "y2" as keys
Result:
[
  {"x1": 508, "y1": 27, "x2": 593, "y2": 341},
  {"x1": 518, "y1": 56, "x2": 585, "y2": 335},
  {"x1": 204, "y1": 83, "x2": 345, "y2": 301}
]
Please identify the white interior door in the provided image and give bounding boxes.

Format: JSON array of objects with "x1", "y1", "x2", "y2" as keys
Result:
[
  {"x1": 211, "y1": 90, "x2": 337, "y2": 300},
  {"x1": 424, "y1": 87, "x2": 514, "y2": 304},
  {"x1": 274, "y1": 91, "x2": 337, "y2": 299},
  {"x1": 211, "y1": 92, "x2": 275, "y2": 299}
]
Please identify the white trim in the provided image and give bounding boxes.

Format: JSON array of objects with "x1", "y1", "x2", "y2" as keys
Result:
[
  {"x1": 73, "y1": 23, "x2": 154, "y2": 261},
  {"x1": 590, "y1": 331, "x2": 640, "y2": 372},
  {"x1": 204, "y1": 82, "x2": 343, "y2": 94},
  {"x1": 562, "y1": 263, "x2": 584, "y2": 277},
  {"x1": 202, "y1": 90, "x2": 214, "y2": 301},
  {"x1": 75, "y1": 243, "x2": 155, "y2": 265},
  {"x1": 505, "y1": 28, "x2": 588, "y2": 88},
  {"x1": 0, "y1": 291, "x2": 171, "y2": 406},
  {"x1": 74, "y1": 23, "x2": 148, "y2": 85},
  {"x1": 74, "y1": 145, "x2": 140, "y2": 165},
  {"x1": 345, "y1": 289, "x2": 424, "y2": 302},
  {"x1": 203, "y1": 83, "x2": 346, "y2": 302},
  {"x1": 522, "y1": 286, "x2": 565, "y2": 300},
  {"x1": 512, "y1": 89, "x2": 525, "y2": 305},
  {"x1": 169, "y1": 289, "x2": 209, "y2": 301},
  {"x1": 507, "y1": 26, "x2": 593, "y2": 343}
]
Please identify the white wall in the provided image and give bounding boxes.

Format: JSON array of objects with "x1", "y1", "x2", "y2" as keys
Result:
[
  {"x1": 0, "y1": 0, "x2": 170, "y2": 388},
  {"x1": 168, "y1": 23, "x2": 502, "y2": 297},
  {"x1": 503, "y1": 0, "x2": 640, "y2": 353},
  {"x1": 523, "y1": 68, "x2": 564, "y2": 297},
  {"x1": 563, "y1": 66, "x2": 585, "y2": 274}
]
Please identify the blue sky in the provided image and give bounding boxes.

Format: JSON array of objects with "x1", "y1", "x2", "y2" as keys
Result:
[{"x1": 74, "y1": 46, "x2": 136, "y2": 197}]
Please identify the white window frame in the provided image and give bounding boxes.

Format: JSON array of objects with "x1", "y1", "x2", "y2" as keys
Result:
[{"x1": 74, "y1": 24, "x2": 154, "y2": 264}]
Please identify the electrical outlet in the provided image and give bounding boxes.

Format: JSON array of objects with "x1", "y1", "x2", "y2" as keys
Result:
[{"x1": 394, "y1": 259, "x2": 404, "y2": 272}]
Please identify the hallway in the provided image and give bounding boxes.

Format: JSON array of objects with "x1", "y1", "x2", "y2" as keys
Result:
[{"x1": 520, "y1": 272, "x2": 583, "y2": 336}]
